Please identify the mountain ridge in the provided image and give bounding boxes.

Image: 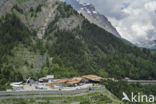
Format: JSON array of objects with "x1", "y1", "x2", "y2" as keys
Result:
[
  {"x1": 63, "y1": 0, "x2": 156, "y2": 50},
  {"x1": 0, "y1": 0, "x2": 156, "y2": 91},
  {"x1": 63, "y1": 0, "x2": 121, "y2": 38}
]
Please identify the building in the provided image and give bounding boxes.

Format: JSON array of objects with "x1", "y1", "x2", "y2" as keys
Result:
[
  {"x1": 82, "y1": 75, "x2": 103, "y2": 83},
  {"x1": 66, "y1": 77, "x2": 83, "y2": 86},
  {"x1": 39, "y1": 75, "x2": 54, "y2": 83},
  {"x1": 48, "y1": 75, "x2": 103, "y2": 87},
  {"x1": 48, "y1": 79, "x2": 69, "y2": 87}
]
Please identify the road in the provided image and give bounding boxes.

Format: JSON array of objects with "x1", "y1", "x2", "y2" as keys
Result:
[
  {"x1": 0, "y1": 90, "x2": 105, "y2": 100},
  {"x1": 126, "y1": 80, "x2": 156, "y2": 84},
  {"x1": 0, "y1": 86, "x2": 105, "y2": 100},
  {"x1": 115, "y1": 79, "x2": 156, "y2": 84},
  {"x1": 0, "y1": 87, "x2": 103, "y2": 96}
]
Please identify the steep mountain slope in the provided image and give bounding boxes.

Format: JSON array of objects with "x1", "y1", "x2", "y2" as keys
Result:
[
  {"x1": 0, "y1": 0, "x2": 156, "y2": 90},
  {"x1": 63, "y1": 0, "x2": 121, "y2": 38}
]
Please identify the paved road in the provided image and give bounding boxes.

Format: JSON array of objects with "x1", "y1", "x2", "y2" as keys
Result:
[
  {"x1": 115, "y1": 80, "x2": 156, "y2": 84},
  {"x1": 0, "y1": 87, "x2": 104, "y2": 96},
  {"x1": 0, "y1": 87, "x2": 105, "y2": 100},
  {"x1": 0, "y1": 90, "x2": 105, "y2": 100},
  {"x1": 127, "y1": 80, "x2": 156, "y2": 84}
]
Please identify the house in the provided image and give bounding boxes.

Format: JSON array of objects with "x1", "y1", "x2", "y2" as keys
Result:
[
  {"x1": 39, "y1": 75, "x2": 54, "y2": 83},
  {"x1": 39, "y1": 77, "x2": 48, "y2": 83},
  {"x1": 46, "y1": 75, "x2": 54, "y2": 82}
]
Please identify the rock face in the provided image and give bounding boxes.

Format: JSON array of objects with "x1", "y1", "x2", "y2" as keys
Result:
[
  {"x1": 0, "y1": 0, "x2": 121, "y2": 39},
  {"x1": 0, "y1": 0, "x2": 83, "y2": 40},
  {"x1": 0, "y1": 0, "x2": 156, "y2": 82},
  {"x1": 63, "y1": 0, "x2": 121, "y2": 38},
  {"x1": 35, "y1": 0, "x2": 58, "y2": 39},
  {"x1": 0, "y1": 0, "x2": 16, "y2": 17},
  {"x1": 0, "y1": 0, "x2": 5, "y2": 7}
]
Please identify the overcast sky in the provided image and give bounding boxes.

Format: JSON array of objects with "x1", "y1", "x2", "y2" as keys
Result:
[{"x1": 79, "y1": 0, "x2": 156, "y2": 43}]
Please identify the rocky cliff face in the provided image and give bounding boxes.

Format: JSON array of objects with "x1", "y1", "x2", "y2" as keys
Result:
[
  {"x1": 0, "y1": 0, "x2": 121, "y2": 39},
  {"x1": 63, "y1": 0, "x2": 121, "y2": 38}
]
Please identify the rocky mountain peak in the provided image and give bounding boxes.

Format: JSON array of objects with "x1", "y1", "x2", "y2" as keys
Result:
[{"x1": 63, "y1": 0, "x2": 121, "y2": 38}]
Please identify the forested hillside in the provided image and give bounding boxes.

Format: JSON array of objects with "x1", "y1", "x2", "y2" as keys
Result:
[
  {"x1": 0, "y1": 14, "x2": 32, "y2": 90},
  {"x1": 0, "y1": 0, "x2": 156, "y2": 90},
  {"x1": 42, "y1": 17, "x2": 156, "y2": 79},
  {"x1": 103, "y1": 80, "x2": 156, "y2": 101}
]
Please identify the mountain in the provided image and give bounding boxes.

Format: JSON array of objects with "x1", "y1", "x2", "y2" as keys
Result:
[
  {"x1": 0, "y1": 0, "x2": 156, "y2": 90},
  {"x1": 63, "y1": 0, "x2": 156, "y2": 50},
  {"x1": 63, "y1": 0, "x2": 121, "y2": 38},
  {"x1": 136, "y1": 40, "x2": 156, "y2": 50},
  {"x1": 0, "y1": 0, "x2": 6, "y2": 6}
]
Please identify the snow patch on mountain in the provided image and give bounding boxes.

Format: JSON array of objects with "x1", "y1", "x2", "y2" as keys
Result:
[{"x1": 63, "y1": 0, "x2": 121, "y2": 38}]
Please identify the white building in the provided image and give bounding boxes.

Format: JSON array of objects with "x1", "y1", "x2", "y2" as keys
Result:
[{"x1": 39, "y1": 75, "x2": 54, "y2": 83}]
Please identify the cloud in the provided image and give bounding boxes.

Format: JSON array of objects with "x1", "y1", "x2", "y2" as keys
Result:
[
  {"x1": 79, "y1": 0, "x2": 156, "y2": 43},
  {"x1": 79, "y1": 0, "x2": 127, "y2": 20},
  {"x1": 144, "y1": 1, "x2": 156, "y2": 11},
  {"x1": 147, "y1": 30, "x2": 156, "y2": 40}
]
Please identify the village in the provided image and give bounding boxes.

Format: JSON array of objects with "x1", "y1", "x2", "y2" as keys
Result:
[{"x1": 10, "y1": 75, "x2": 114, "y2": 91}]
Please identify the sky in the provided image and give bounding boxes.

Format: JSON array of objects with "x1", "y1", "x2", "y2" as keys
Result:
[{"x1": 79, "y1": 0, "x2": 156, "y2": 43}]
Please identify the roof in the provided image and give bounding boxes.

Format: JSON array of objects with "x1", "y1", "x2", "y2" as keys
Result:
[
  {"x1": 72, "y1": 77, "x2": 83, "y2": 81},
  {"x1": 48, "y1": 77, "x2": 83, "y2": 85},
  {"x1": 39, "y1": 75, "x2": 54, "y2": 81},
  {"x1": 46, "y1": 75, "x2": 54, "y2": 79},
  {"x1": 82, "y1": 75, "x2": 102, "y2": 82},
  {"x1": 66, "y1": 77, "x2": 83, "y2": 85},
  {"x1": 48, "y1": 75, "x2": 103, "y2": 86},
  {"x1": 39, "y1": 77, "x2": 47, "y2": 81},
  {"x1": 57, "y1": 79, "x2": 69, "y2": 83},
  {"x1": 66, "y1": 80, "x2": 81, "y2": 85},
  {"x1": 48, "y1": 79, "x2": 69, "y2": 85}
]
